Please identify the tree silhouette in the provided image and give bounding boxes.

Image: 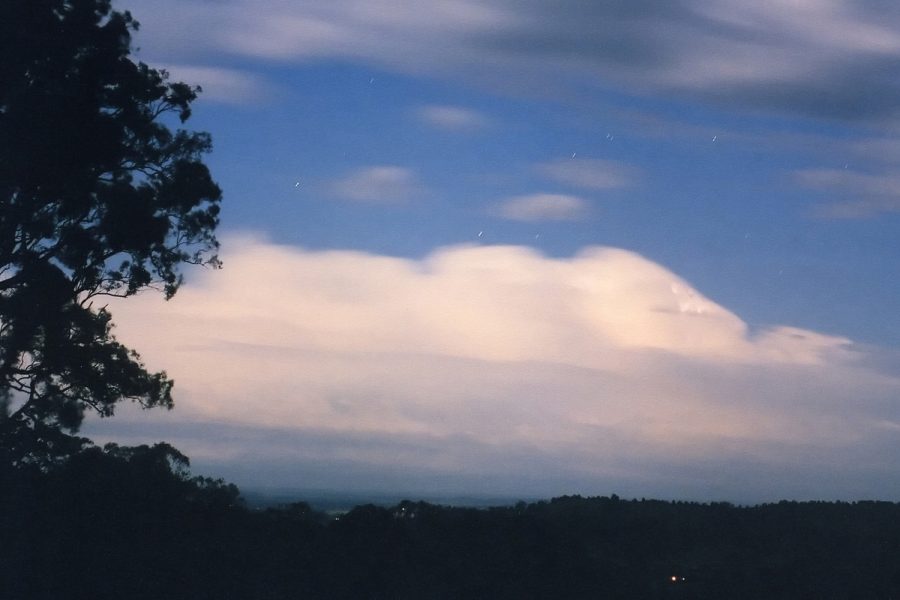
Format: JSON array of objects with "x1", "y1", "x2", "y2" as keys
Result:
[{"x1": 0, "y1": 0, "x2": 221, "y2": 464}]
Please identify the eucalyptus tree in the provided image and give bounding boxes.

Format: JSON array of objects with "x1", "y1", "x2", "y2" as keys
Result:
[{"x1": 0, "y1": 0, "x2": 221, "y2": 462}]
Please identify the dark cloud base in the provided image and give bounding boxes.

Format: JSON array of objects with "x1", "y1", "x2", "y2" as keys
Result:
[{"x1": 83, "y1": 417, "x2": 900, "y2": 505}]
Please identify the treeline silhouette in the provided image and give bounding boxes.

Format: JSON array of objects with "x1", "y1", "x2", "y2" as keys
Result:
[{"x1": 3, "y1": 443, "x2": 900, "y2": 599}]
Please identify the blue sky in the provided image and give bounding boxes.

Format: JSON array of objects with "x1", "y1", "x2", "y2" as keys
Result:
[{"x1": 87, "y1": 0, "x2": 900, "y2": 502}]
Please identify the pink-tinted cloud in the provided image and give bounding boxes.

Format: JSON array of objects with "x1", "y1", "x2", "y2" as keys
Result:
[
  {"x1": 86, "y1": 237, "x2": 900, "y2": 500},
  {"x1": 416, "y1": 105, "x2": 490, "y2": 131}
]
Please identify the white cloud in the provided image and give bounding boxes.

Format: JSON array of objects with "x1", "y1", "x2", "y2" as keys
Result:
[
  {"x1": 331, "y1": 166, "x2": 425, "y2": 203},
  {"x1": 159, "y1": 64, "x2": 274, "y2": 105},
  {"x1": 493, "y1": 193, "x2": 589, "y2": 222},
  {"x1": 416, "y1": 105, "x2": 489, "y2": 131},
  {"x1": 87, "y1": 238, "x2": 900, "y2": 500},
  {"x1": 537, "y1": 158, "x2": 637, "y2": 190}
]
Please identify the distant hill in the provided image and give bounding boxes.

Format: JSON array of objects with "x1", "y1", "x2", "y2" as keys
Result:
[{"x1": 241, "y1": 487, "x2": 538, "y2": 512}]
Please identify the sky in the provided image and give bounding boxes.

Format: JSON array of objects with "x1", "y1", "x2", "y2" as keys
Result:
[{"x1": 84, "y1": 0, "x2": 900, "y2": 503}]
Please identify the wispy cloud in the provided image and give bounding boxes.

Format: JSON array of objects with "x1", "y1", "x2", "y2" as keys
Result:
[
  {"x1": 159, "y1": 64, "x2": 275, "y2": 105},
  {"x1": 536, "y1": 158, "x2": 637, "y2": 190},
  {"x1": 851, "y1": 137, "x2": 900, "y2": 165},
  {"x1": 331, "y1": 166, "x2": 425, "y2": 203},
  {"x1": 493, "y1": 193, "x2": 589, "y2": 221},
  {"x1": 89, "y1": 238, "x2": 900, "y2": 500},
  {"x1": 794, "y1": 168, "x2": 900, "y2": 217},
  {"x1": 131, "y1": 0, "x2": 900, "y2": 122},
  {"x1": 415, "y1": 105, "x2": 490, "y2": 132}
]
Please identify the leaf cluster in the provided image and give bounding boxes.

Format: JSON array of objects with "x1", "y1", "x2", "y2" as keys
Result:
[{"x1": 0, "y1": 0, "x2": 221, "y2": 440}]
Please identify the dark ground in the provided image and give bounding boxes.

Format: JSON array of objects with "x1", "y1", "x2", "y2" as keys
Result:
[{"x1": 4, "y1": 443, "x2": 900, "y2": 599}]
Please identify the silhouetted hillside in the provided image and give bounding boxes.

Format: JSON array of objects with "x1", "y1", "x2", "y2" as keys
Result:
[
  {"x1": 4, "y1": 444, "x2": 900, "y2": 599},
  {"x1": 0, "y1": 444, "x2": 900, "y2": 600}
]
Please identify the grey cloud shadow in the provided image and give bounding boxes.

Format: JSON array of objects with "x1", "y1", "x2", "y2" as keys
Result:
[{"x1": 82, "y1": 402, "x2": 900, "y2": 503}]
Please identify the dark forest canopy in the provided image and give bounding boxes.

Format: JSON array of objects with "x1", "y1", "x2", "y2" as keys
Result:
[
  {"x1": 0, "y1": 0, "x2": 220, "y2": 463},
  {"x1": 3, "y1": 449, "x2": 900, "y2": 600}
]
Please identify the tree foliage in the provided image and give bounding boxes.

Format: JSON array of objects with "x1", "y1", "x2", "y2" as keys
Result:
[
  {"x1": 4, "y1": 488, "x2": 900, "y2": 599},
  {"x1": 0, "y1": 0, "x2": 221, "y2": 456}
]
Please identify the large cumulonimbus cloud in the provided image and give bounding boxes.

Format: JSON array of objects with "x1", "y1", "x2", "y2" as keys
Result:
[{"x1": 89, "y1": 236, "x2": 900, "y2": 501}]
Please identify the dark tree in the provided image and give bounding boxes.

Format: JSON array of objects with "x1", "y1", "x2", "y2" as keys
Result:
[{"x1": 0, "y1": 0, "x2": 221, "y2": 463}]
